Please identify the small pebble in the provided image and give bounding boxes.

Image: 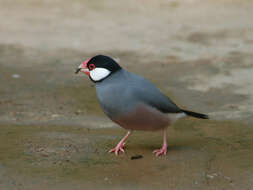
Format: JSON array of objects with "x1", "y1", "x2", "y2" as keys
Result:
[
  {"x1": 206, "y1": 174, "x2": 214, "y2": 179},
  {"x1": 51, "y1": 114, "x2": 60, "y2": 118},
  {"x1": 12, "y1": 74, "x2": 20, "y2": 78},
  {"x1": 131, "y1": 155, "x2": 143, "y2": 160},
  {"x1": 40, "y1": 153, "x2": 49, "y2": 157}
]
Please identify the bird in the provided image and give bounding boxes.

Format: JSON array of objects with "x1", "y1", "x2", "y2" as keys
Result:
[{"x1": 75, "y1": 55, "x2": 208, "y2": 156}]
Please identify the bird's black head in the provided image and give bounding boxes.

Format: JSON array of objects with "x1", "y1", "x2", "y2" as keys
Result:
[
  {"x1": 88, "y1": 55, "x2": 121, "y2": 73},
  {"x1": 76, "y1": 55, "x2": 122, "y2": 82}
]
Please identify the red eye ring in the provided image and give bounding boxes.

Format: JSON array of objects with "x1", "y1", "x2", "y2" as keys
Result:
[{"x1": 88, "y1": 63, "x2": 95, "y2": 70}]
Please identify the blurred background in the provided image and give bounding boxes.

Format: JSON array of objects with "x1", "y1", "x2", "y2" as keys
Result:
[
  {"x1": 1, "y1": 0, "x2": 253, "y2": 125},
  {"x1": 0, "y1": 0, "x2": 253, "y2": 189}
]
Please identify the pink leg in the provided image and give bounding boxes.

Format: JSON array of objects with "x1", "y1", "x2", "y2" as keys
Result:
[
  {"x1": 153, "y1": 128, "x2": 167, "y2": 157},
  {"x1": 109, "y1": 131, "x2": 131, "y2": 156}
]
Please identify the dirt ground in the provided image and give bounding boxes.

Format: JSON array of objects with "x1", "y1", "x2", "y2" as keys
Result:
[{"x1": 1, "y1": 0, "x2": 253, "y2": 189}]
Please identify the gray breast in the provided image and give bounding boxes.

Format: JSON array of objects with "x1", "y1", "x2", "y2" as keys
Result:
[{"x1": 95, "y1": 69, "x2": 137, "y2": 119}]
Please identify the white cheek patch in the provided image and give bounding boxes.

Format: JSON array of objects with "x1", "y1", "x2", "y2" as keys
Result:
[{"x1": 90, "y1": 68, "x2": 111, "y2": 81}]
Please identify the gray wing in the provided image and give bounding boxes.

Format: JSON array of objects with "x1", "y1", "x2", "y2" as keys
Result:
[{"x1": 127, "y1": 72, "x2": 182, "y2": 113}]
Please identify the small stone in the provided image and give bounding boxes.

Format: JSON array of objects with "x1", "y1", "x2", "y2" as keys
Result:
[
  {"x1": 206, "y1": 174, "x2": 214, "y2": 179},
  {"x1": 75, "y1": 110, "x2": 82, "y2": 115},
  {"x1": 224, "y1": 176, "x2": 232, "y2": 182},
  {"x1": 37, "y1": 147, "x2": 44, "y2": 152},
  {"x1": 41, "y1": 153, "x2": 49, "y2": 157},
  {"x1": 12, "y1": 74, "x2": 20, "y2": 78},
  {"x1": 51, "y1": 114, "x2": 59, "y2": 118},
  {"x1": 131, "y1": 155, "x2": 143, "y2": 160}
]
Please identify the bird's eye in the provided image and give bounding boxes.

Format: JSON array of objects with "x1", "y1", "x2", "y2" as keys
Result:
[{"x1": 88, "y1": 64, "x2": 95, "y2": 70}]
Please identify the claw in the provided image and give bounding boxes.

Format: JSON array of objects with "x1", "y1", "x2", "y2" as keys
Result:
[
  {"x1": 109, "y1": 149, "x2": 113, "y2": 153},
  {"x1": 109, "y1": 145, "x2": 125, "y2": 156},
  {"x1": 153, "y1": 146, "x2": 167, "y2": 157},
  {"x1": 109, "y1": 142, "x2": 126, "y2": 155},
  {"x1": 109, "y1": 131, "x2": 131, "y2": 156},
  {"x1": 153, "y1": 128, "x2": 168, "y2": 157}
]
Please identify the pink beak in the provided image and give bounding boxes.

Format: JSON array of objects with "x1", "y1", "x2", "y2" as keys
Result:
[{"x1": 75, "y1": 58, "x2": 91, "y2": 76}]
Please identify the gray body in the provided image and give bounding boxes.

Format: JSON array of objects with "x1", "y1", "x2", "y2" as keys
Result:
[{"x1": 95, "y1": 69, "x2": 185, "y2": 131}]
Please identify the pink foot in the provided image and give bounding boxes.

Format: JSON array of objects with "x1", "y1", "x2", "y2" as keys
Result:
[
  {"x1": 109, "y1": 131, "x2": 131, "y2": 156},
  {"x1": 109, "y1": 142, "x2": 126, "y2": 156},
  {"x1": 153, "y1": 145, "x2": 167, "y2": 157}
]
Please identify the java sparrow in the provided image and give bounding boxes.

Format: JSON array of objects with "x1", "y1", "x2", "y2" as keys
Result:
[{"x1": 76, "y1": 55, "x2": 208, "y2": 156}]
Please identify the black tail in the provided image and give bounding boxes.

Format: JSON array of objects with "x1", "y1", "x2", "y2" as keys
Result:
[{"x1": 181, "y1": 109, "x2": 208, "y2": 119}]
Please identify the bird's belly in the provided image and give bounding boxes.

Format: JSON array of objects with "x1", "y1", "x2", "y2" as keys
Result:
[{"x1": 111, "y1": 105, "x2": 170, "y2": 131}]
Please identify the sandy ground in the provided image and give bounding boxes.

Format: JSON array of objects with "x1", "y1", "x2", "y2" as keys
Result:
[{"x1": 0, "y1": 0, "x2": 253, "y2": 189}]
